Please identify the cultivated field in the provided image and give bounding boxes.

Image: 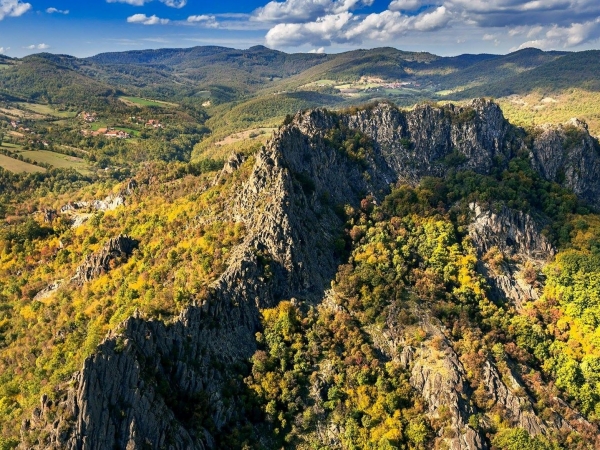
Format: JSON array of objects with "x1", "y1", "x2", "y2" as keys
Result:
[
  {"x1": 0, "y1": 106, "x2": 45, "y2": 120},
  {"x1": 17, "y1": 103, "x2": 77, "y2": 118},
  {"x1": 0, "y1": 154, "x2": 45, "y2": 173},
  {"x1": 20, "y1": 150, "x2": 92, "y2": 174},
  {"x1": 119, "y1": 96, "x2": 177, "y2": 108},
  {"x1": 0, "y1": 142, "x2": 24, "y2": 152}
]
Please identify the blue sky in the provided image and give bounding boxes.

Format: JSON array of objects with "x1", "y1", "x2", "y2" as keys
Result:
[{"x1": 1, "y1": 0, "x2": 599, "y2": 57}]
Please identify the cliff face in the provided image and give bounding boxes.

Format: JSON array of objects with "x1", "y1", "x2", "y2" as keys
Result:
[
  {"x1": 345, "y1": 99, "x2": 514, "y2": 182},
  {"x1": 21, "y1": 100, "x2": 600, "y2": 449},
  {"x1": 468, "y1": 203, "x2": 554, "y2": 309},
  {"x1": 531, "y1": 119, "x2": 600, "y2": 210}
]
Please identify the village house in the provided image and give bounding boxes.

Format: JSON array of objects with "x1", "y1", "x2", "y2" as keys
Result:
[
  {"x1": 84, "y1": 127, "x2": 130, "y2": 139},
  {"x1": 80, "y1": 111, "x2": 97, "y2": 123},
  {"x1": 145, "y1": 119, "x2": 163, "y2": 129},
  {"x1": 104, "y1": 129, "x2": 130, "y2": 139}
]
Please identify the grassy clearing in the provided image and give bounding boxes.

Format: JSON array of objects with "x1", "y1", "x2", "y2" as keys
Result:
[
  {"x1": 214, "y1": 127, "x2": 276, "y2": 147},
  {"x1": 20, "y1": 150, "x2": 92, "y2": 174},
  {"x1": 300, "y1": 79, "x2": 337, "y2": 89},
  {"x1": 17, "y1": 103, "x2": 77, "y2": 118},
  {"x1": 58, "y1": 145, "x2": 89, "y2": 155},
  {"x1": 0, "y1": 142, "x2": 24, "y2": 152},
  {"x1": 0, "y1": 154, "x2": 46, "y2": 173},
  {"x1": 0, "y1": 106, "x2": 45, "y2": 120},
  {"x1": 114, "y1": 126, "x2": 140, "y2": 136},
  {"x1": 90, "y1": 122, "x2": 108, "y2": 131},
  {"x1": 119, "y1": 96, "x2": 177, "y2": 108}
]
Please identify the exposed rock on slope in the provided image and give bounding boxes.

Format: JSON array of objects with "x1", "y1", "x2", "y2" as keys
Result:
[
  {"x1": 345, "y1": 99, "x2": 514, "y2": 182},
  {"x1": 407, "y1": 326, "x2": 485, "y2": 450},
  {"x1": 71, "y1": 235, "x2": 139, "y2": 286},
  {"x1": 481, "y1": 361, "x2": 547, "y2": 435},
  {"x1": 21, "y1": 100, "x2": 600, "y2": 449},
  {"x1": 468, "y1": 203, "x2": 554, "y2": 308},
  {"x1": 33, "y1": 235, "x2": 138, "y2": 301},
  {"x1": 530, "y1": 118, "x2": 600, "y2": 210}
]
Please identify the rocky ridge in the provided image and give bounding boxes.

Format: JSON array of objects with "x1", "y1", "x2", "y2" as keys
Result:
[{"x1": 21, "y1": 100, "x2": 600, "y2": 449}]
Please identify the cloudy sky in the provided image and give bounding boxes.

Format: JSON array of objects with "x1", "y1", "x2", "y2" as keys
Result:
[{"x1": 0, "y1": 0, "x2": 599, "y2": 57}]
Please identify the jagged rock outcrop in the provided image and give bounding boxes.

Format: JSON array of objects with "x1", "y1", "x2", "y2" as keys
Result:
[
  {"x1": 530, "y1": 119, "x2": 600, "y2": 210},
  {"x1": 60, "y1": 195, "x2": 125, "y2": 214},
  {"x1": 32, "y1": 235, "x2": 138, "y2": 301},
  {"x1": 33, "y1": 280, "x2": 63, "y2": 301},
  {"x1": 71, "y1": 235, "x2": 139, "y2": 286},
  {"x1": 407, "y1": 328, "x2": 485, "y2": 450},
  {"x1": 469, "y1": 203, "x2": 554, "y2": 308},
  {"x1": 42, "y1": 208, "x2": 57, "y2": 223},
  {"x1": 345, "y1": 98, "x2": 515, "y2": 183},
  {"x1": 58, "y1": 179, "x2": 137, "y2": 228},
  {"x1": 482, "y1": 361, "x2": 547, "y2": 435},
  {"x1": 21, "y1": 100, "x2": 600, "y2": 449},
  {"x1": 469, "y1": 203, "x2": 554, "y2": 260}
]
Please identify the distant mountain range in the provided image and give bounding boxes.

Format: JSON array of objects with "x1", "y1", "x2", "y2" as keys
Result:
[
  {"x1": 1, "y1": 45, "x2": 599, "y2": 134},
  {"x1": 0, "y1": 46, "x2": 588, "y2": 101}
]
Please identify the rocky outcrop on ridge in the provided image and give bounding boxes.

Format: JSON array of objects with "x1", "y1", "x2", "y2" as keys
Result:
[
  {"x1": 481, "y1": 361, "x2": 547, "y2": 435},
  {"x1": 32, "y1": 235, "x2": 138, "y2": 302},
  {"x1": 345, "y1": 98, "x2": 515, "y2": 183},
  {"x1": 21, "y1": 100, "x2": 600, "y2": 449},
  {"x1": 531, "y1": 118, "x2": 600, "y2": 210},
  {"x1": 71, "y1": 235, "x2": 139, "y2": 286}
]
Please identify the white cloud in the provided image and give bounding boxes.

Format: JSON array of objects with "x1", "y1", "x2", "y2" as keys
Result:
[
  {"x1": 46, "y1": 7, "x2": 69, "y2": 14},
  {"x1": 142, "y1": 37, "x2": 170, "y2": 42},
  {"x1": 0, "y1": 46, "x2": 9, "y2": 53},
  {"x1": 309, "y1": 46, "x2": 326, "y2": 53},
  {"x1": 161, "y1": 0, "x2": 186, "y2": 7},
  {"x1": 127, "y1": 13, "x2": 170, "y2": 25},
  {"x1": 25, "y1": 43, "x2": 50, "y2": 50},
  {"x1": 344, "y1": 10, "x2": 410, "y2": 41},
  {"x1": 518, "y1": 18, "x2": 600, "y2": 49},
  {"x1": 254, "y1": 0, "x2": 372, "y2": 23},
  {"x1": 0, "y1": 0, "x2": 31, "y2": 20},
  {"x1": 107, "y1": 0, "x2": 186, "y2": 7},
  {"x1": 388, "y1": 0, "x2": 423, "y2": 11},
  {"x1": 187, "y1": 14, "x2": 218, "y2": 27},
  {"x1": 446, "y1": 0, "x2": 600, "y2": 28},
  {"x1": 260, "y1": 0, "x2": 600, "y2": 51},
  {"x1": 266, "y1": 5, "x2": 455, "y2": 47},
  {"x1": 107, "y1": 0, "x2": 149, "y2": 5},
  {"x1": 266, "y1": 12, "x2": 353, "y2": 47},
  {"x1": 413, "y1": 6, "x2": 450, "y2": 31}
]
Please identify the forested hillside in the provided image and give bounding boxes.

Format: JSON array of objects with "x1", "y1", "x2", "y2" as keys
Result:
[
  {"x1": 1, "y1": 45, "x2": 600, "y2": 449},
  {"x1": 0, "y1": 99, "x2": 598, "y2": 449}
]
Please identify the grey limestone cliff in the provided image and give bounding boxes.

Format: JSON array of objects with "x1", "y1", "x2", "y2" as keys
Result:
[{"x1": 530, "y1": 119, "x2": 600, "y2": 210}]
